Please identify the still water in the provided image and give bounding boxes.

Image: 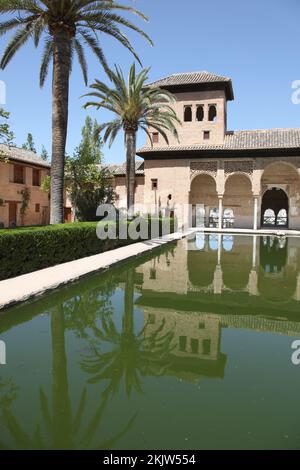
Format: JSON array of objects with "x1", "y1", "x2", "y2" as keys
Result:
[{"x1": 0, "y1": 234, "x2": 300, "y2": 450}]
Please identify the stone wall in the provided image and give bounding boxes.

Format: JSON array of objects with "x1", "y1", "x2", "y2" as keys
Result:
[
  {"x1": 146, "y1": 90, "x2": 227, "y2": 147},
  {"x1": 0, "y1": 160, "x2": 50, "y2": 227}
]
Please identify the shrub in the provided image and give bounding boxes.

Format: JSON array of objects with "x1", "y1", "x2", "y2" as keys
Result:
[{"x1": 0, "y1": 218, "x2": 176, "y2": 280}]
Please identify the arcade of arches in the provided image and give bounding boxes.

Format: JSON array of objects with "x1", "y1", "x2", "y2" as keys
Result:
[{"x1": 189, "y1": 159, "x2": 300, "y2": 230}]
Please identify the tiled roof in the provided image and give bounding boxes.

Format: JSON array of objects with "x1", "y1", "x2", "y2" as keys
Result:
[
  {"x1": 0, "y1": 144, "x2": 50, "y2": 168},
  {"x1": 147, "y1": 71, "x2": 232, "y2": 88},
  {"x1": 137, "y1": 129, "x2": 300, "y2": 154},
  {"x1": 106, "y1": 160, "x2": 144, "y2": 176}
]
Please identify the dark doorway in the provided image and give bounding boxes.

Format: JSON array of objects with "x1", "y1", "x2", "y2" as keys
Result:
[
  {"x1": 261, "y1": 188, "x2": 288, "y2": 228},
  {"x1": 64, "y1": 207, "x2": 72, "y2": 223},
  {"x1": 8, "y1": 201, "x2": 17, "y2": 227},
  {"x1": 260, "y1": 236, "x2": 287, "y2": 274}
]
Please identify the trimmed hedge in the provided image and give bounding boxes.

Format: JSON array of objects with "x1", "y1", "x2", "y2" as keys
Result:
[{"x1": 0, "y1": 218, "x2": 176, "y2": 280}]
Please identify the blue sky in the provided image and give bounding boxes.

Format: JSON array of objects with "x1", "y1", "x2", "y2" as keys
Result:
[{"x1": 0, "y1": 0, "x2": 300, "y2": 164}]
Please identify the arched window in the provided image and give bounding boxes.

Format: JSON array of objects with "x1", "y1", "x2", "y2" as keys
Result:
[
  {"x1": 209, "y1": 234, "x2": 219, "y2": 251},
  {"x1": 195, "y1": 233, "x2": 205, "y2": 250},
  {"x1": 277, "y1": 209, "x2": 288, "y2": 226},
  {"x1": 196, "y1": 105, "x2": 204, "y2": 122},
  {"x1": 223, "y1": 208, "x2": 234, "y2": 228},
  {"x1": 209, "y1": 208, "x2": 219, "y2": 227},
  {"x1": 184, "y1": 106, "x2": 192, "y2": 122},
  {"x1": 263, "y1": 209, "x2": 276, "y2": 226},
  {"x1": 223, "y1": 235, "x2": 234, "y2": 252},
  {"x1": 208, "y1": 105, "x2": 217, "y2": 122}
]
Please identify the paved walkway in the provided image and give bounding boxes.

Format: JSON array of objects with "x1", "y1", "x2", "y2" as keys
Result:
[{"x1": 0, "y1": 231, "x2": 191, "y2": 311}]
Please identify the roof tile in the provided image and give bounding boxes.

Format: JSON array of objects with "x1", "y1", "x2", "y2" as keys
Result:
[
  {"x1": 147, "y1": 71, "x2": 232, "y2": 88},
  {"x1": 137, "y1": 129, "x2": 300, "y2": 154},
  {"x1": 0, "y1": 144, "x2": 50, "y2": 168}
]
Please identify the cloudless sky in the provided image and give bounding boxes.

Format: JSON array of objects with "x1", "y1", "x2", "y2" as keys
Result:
[{"x1": 0, "y1": 0, "x2": 300, "y2": 163}]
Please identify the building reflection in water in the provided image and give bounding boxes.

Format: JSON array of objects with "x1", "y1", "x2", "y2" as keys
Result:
[
  {"x1": 1, "y1": 234, "x2": 300, "y2": 450},
  {"x1": 136, "y1": 234, "x2": 300, "y2": 383}
]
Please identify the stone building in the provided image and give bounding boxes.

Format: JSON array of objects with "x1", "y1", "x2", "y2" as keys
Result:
[
  {"x1": 0, "y1": 144, "x2": 72, "y2": 227},
  {"x1": 110, "y1": 71, "x2": 300, "y2": 230},
  {"x1": 0, "y1": 144, "x2": 50, "y2": 227}
]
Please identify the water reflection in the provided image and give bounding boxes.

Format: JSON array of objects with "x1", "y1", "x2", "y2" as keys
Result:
[
  {"x1": 186, "y1": 234, "x2": 300, "y2": 301},
  {"x1": 0, "y1": 302, "x2": 136, "y2": 449},
  {"x1": 1, "y1": 234, "x2": 300, "y2": 449},
  {"x1": 82, "y1": 268, "x2": 174, "y2": 398}
]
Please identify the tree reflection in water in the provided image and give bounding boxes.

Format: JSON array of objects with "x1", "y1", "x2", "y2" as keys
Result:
[
  {"x1": 0, "y1": 304, "x2": 136, "y2": 449},
  {"x1": 82, "y1": 268, "x2": 175, "y2": 399}
]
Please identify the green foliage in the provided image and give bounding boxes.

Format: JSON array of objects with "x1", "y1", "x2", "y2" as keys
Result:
[
  {"x1": 83, "y1": 64, "x2": 181, "y2": 147},
  {"x1": 22, "y1": 133, "x2": 36, "y2": 153},
  {"x1": 0, "y1": 1, "x2": 152, "y2": 86},
  {"x1": 0, "y1": 219, "x2": 176, "y2": 280},
  {"x1": 40, "y1": 145, "x2": 49, "y2": 161},
  {"x1": 65, "y1": 117, "x2": 115, "y2": 221},
  {"x1": 75, "y1": 183, "x2": 115, "y2": 222},
  {"x1": 41, "y1": 175, "x2": 51, "y2": 193},
  {"x1": 75, "y1": 116, "x2": 103, "y2": 165},
  {"x1": 0, "y1": 108, "x2": 14, "y2": 150},
  {"x1": 18, "y1": 186, "x2": 31, "y2": 224}
]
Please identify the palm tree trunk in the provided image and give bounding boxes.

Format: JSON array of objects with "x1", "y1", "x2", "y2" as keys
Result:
[
  {"x1": 123, "y1": 267, "x2": 135, "y2": 334},
  {"x1": 51, "y1": 304, "x2": 72, "y2": 449},
  {"x1": 125, "y1": 131, "x2": 136, "y2": 220},
  {"x1": 50, "y1": 31, "x2": 71, "y2": 224}
]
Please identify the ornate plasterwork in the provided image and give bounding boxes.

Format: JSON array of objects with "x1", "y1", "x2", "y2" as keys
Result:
[
  {"x1": 190, "y1": 161, "x2": 218, "y2": 177},
  {"x1": 224, "y1": 160, "x2": 254, "y2": 176}
]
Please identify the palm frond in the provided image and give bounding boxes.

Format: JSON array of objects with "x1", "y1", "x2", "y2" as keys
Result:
[
  {"x1": 0, "y1": 0, "x2": 152, "y2": 84},
  {"x1": 39, "y1": 38, "x2": 53, "y2": 87},
  {"x1": 0, "y1": 26, "x2": 33, "y2": 69},
  {"x1": 0, "y1": 17, "x2": 30, "y2": 36},
  {"x1": 79, "y1": 30, "x2": 111, "y2": 77},
  {"x1": 74, "y1": 38, "x2": 88, "y2": 85}
]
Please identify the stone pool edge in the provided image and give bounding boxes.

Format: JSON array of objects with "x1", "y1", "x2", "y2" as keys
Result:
[{"x1": 0, "y1": 230, "x2": 195, "y2": 312}]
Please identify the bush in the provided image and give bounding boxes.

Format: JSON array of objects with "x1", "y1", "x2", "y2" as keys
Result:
[{"x1": 0, "y1": 218, "x2": 176, "y2": 280}]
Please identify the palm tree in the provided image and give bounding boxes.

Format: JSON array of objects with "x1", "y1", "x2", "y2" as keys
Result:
[
  {"x1": 0, "y1": 304, "x2": 136, "y2": 449},
  {"x1": 0, "y1": 1, "x2": 152, "y2": 224},
  {"x1": 82, "y1": 267, "x2": 175, "y2": 398},
  {"x1": 83, "y1": 64, "x2": 181, "y2": 218}
]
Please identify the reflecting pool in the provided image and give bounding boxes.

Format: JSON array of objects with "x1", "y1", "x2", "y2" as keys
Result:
[{"x1": 1, "y1": 234, "x2": 300, "y2": 450}]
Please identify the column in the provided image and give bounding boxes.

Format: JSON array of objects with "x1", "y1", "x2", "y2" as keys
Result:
[
  {"x1": 218, "y1": 196, "x2": 223, "y2": 230},
  {"x1": 252, "y1": 235, "x2": 257, "y2": 268},
  {"x1": 217, "y1": 234, "x2": 222, "y2": 265},
  {"x1": 248, "y1": 235, "x2": 258, "y2": 296},
  {"x1": 248, "y1": 270, "x2": 258, "y2": 296},
  {"x1": 205, "y1": 205, "x2": 210, "y2": 228},
  {"x1": 213, "y1": 265, "x2": 223, "y2": 295},
  {"x1": 253, "y1": 196, "x2": 258, "y2": 230},
  {"x1": 293, "y1": 274, "x2": 300, "y2": 302}
]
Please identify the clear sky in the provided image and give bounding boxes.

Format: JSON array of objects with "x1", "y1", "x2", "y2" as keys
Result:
[{"x1": 0, "y1": 0, "x2": 300, "y2": 164}]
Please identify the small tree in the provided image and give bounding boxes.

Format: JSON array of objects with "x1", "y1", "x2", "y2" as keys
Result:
[
  {"x1": 22, "y1": 133, "x2": 36, "y2": 153},
  {"x1": 19, "y1": 187, "x2": 31, "y2": 226},
  {"x1": 41, "y1": 145, "x2": 49, "y2": 161},
  {"x1": 75, "y1": 173, "x2": 115, "y2": 222},
  {"x1": 65, "y1": 117, "x2": 115, "y2": 221}
]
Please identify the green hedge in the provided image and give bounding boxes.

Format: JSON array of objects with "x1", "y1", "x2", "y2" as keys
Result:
[{"x1": 0, "y1": 218, "x2": 176, "y2": 280}]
